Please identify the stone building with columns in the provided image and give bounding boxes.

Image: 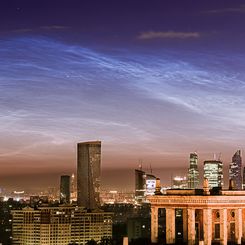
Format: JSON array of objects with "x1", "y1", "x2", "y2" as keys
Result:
[{"x1": 148, "y1": 182, "x2": 245, "y2": 245}]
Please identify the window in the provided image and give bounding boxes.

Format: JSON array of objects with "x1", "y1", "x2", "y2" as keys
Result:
[{"x1": 214, "y1": 224, "x2": 220, "y2": 239}]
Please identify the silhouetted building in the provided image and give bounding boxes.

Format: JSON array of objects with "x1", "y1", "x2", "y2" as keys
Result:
[
  {"x1": 60, "y1": 175, "x2": 70, "y2": 204},
  {"x1": 12, "y1": 206, "x2": 112, "y2": 245},
  {"x1": 135, "y1": 169, "x2": 145, "y2": 203},
  {"x1": 77, "y1": 141, "x2": 101, "y2": 209},
  {"x1": 204, "y1": 160, "x2": 223, "y2": 188},
  {"x1": 229, "y1": 150, "x2": 242, "y2": 190},
  {"x1": 135, "y1": 168, "x2": 156, "y2": 203},
  {"x1": 187, "y1": 152, "x2": 199, "y2": 189},
  {"x1": 127, "y1": 217, "x2": 151, "y2": 242},
  {"x1": 30, "y1": 195, "x2": 49, "y2": 207}
]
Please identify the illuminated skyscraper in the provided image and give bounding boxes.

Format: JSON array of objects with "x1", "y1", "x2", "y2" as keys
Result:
[
  {"x1": 204, "y1": 160, "x2": 223, "y2": 188},
  {"x1": 60, "y1": 175, "x2": 70, "y2": 204},
  {"x1": 77, "y1": 141, "x2": 101, "y2": 209},
  {"x1": 229, "y1": 150, "x2": 242, "y2": 190},
  {"x1": 187, "y1": 152, "x2": 199, "y2": 189}
]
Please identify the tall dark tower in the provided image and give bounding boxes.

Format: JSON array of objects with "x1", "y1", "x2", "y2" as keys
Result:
[
  {"x1": 60, "y1": 175, "x2": 70, "y2": 204},
  {"x1": 187, "y1": 152, "x2": 199, "y2": 189},
  {"x1": 135, "y1": 168, "x2": 146, "y2": 203},
  {"x1": 229, "y1": 150, "x2": 242, "y2": 190},
  {"x1": 77, "y1": 141, "x2": 101, "y2": 209}
]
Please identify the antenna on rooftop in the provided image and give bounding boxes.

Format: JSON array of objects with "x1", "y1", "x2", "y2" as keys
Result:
[
  {"x1": 218, "y1": 152, "x2": 222, "y2": 161},
  {"x1": 213, "y1": 153, "x2": 216, "y2": 160},
  {"x1": 150, "y1": 163, "x2": 152, "y2": 174}
]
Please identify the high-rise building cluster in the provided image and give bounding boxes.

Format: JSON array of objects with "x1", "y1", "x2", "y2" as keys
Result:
[{"x1": 186, "y1": 150, "x2": 243, "y2": 190}]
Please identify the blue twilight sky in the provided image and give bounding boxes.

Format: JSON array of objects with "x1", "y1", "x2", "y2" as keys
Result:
[{"x1": 0, "y1": 1, "x2": 245, "y2": 188}]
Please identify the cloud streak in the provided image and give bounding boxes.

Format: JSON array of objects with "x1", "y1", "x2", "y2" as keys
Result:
[
  {"x1": 204, "y1": 5, "x2": 245, "y2": 14},
  {"x1": 138, "y1": 31, "x2": 201, "y2": 40}
]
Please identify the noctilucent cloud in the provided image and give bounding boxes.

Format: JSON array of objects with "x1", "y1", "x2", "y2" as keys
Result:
[{"x1": 1, "y1": 1, "x2": 245, "y2": 188}]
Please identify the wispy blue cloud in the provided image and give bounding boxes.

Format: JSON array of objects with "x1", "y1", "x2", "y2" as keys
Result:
[{"x1": 1, "y1": 37, "x2": 245, "y2": 171}]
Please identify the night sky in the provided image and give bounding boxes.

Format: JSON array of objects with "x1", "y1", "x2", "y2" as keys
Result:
[{"x1": 1, "y1": 1, "x2": 245, "y2": 189}]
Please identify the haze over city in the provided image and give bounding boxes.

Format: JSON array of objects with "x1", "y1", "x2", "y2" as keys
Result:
[{"x1": 1, "y1": 1, "x2": 245, "y2": 189}]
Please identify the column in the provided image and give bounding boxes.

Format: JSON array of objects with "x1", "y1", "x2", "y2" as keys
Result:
[
  {"x1": 166, "y1": 208, "x2": 175, "y2": 244},
  {"x1": 187, "y1": 208, "x2": 195, "y2": 245},
  {"x1": 235, "y1": 208, "x2": 242, "y2": 245},
  {"x1": 242, "y1": 209, "x2": 245, "y2": 243},
  {"x1": 220, "y1": 208, "x2": 227, "y2": 245},
  {"x1": 151, "y1": 206, "x2": 158, "y2": 243},
  {"x1": 203, "y1": 208, "x2": 212, "y2": 245},
  {"x1": 182, "y1": 209, "x2": 188, "y2": 243}
]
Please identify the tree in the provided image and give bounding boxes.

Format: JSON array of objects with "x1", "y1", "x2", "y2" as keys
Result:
[
  {"x1": 99, "y1": 237, "x2": 113, "y2": 245},
  {"x1": 86, "y1": 239, "x2": 98, "y2": 245}
]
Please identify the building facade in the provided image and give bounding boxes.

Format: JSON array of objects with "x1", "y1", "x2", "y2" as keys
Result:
[
  {"x1": 229, "y1": 150, "x2": 242, "y2": 190},
  {"x1": 145, "y1": 173, "x2": 157, "y2": 196},
  {"x1": 172, "y1": 176, "x2": 188, "y2": 189},
  {"x1": 135, "y1": 168, "x2": 156, "y2": 203},
  {"x1": 77, "y1": 141, "x2": 101, "y2": 209},
  {"x1": 60, "y1": 175, "x2": 70, "y2": 204},
  {"x1": 188, "y1": 153, "x2": 199, "y2": 189},
  {"x1": 149, "y1": 188, "x2": 245, "y2": 245},
  {"x1": 204, "y1": 160, "x2": 223, "y2": 188},
  {"x1": 11, "y1": 206, "x2": 112, "y2": 245}
]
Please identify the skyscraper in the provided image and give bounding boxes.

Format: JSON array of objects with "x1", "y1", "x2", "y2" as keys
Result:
[
  {"x1": 135, "y1": 168, "x2": 145, "y2": 203},
  {"x1": 229, "y1": 150, "x2": 242, "y2": 190},
  {"x1": 77, "y1": 141, "x2": 101, "y2": 209},
  {"x1": 60, "y1": 175, "x2": 70, "y2": 204},
  {"x1": 187, "y1": 152, "x2": 199, "y2": 189},
  {"x1": 204, "y1": 160, "x2": 223, "y2": 188}
]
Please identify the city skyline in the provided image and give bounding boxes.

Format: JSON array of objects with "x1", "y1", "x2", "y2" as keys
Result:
[{"x1": 1, "y1": 1, "x2": 245, "y2": 189}]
